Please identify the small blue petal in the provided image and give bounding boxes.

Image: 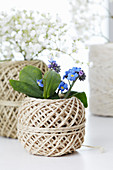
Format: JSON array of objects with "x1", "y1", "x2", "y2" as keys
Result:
[
  {"x1": 67, "y1": 73, "x2": 78, "y2": 81},
  {"x1": 71, "y1": 67, "x2": 81, "y2": 73},
  {"x1": 63, "y1": 69, "x2": 72, "y2": 79},
  {"x1": 48, "y1": 60, "x2": 56, "y2": 64}
]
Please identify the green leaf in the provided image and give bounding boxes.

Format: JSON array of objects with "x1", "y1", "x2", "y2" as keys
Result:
[
  {"x1": 9, "y1": 80, "x2": 43, "y2": 98},
  {"x1": 43, "y1": 70, "x2": 61, "y2": 99},
  {"x1": 19, "y1": 65, "x2": 42, "y2": 89},
  {"x1": 66, "y1": 91, "x2": 88, "y2": 108}
]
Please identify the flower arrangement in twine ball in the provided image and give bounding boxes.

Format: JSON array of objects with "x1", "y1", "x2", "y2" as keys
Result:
[
  {"x1": 0, "y1": 9, "x2": 78, "y2": 61},
  {"x1": 10, "y1": 59, "x2": 88, "y2": 106},
  {"x1": 9, "y1": 59, "x2": 88, "y2": 156}
]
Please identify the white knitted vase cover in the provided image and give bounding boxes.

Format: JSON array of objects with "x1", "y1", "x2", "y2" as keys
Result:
[
  {"x1": 0, "y1": 60, "x2": 48, "y2": 138},
  {"x1": 89, "y1": 43, "x2": 113, "y2": 116},
  {"x1": 18, "y1": 97, "x2": 86, "y2": 157}
]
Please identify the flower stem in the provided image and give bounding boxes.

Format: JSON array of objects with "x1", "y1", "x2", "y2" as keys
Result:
[{"x1": 64, "y1": 80, "x2": 76, "y2": 99}]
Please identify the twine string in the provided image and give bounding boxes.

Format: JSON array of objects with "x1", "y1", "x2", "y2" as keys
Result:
[
  {"x1": 17, "y1": 121, "x2": 86, "y2": 136},
  {"x1": 17, "y1": 97, "x2": 86, "y2": 156},
  {"x1": 82, "y1": 144, "x2": 105, "y2": 153},
  {"x1": 0, "y1": 100, "x2": 22, "y2": 107}
]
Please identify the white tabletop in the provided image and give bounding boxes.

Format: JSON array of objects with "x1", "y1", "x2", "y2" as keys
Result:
[{"x1": 0, "y1": 113, "x2": 113, "y2": 170}]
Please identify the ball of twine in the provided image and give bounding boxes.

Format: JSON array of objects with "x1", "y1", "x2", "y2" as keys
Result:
[
  {"x1": 89, "y1": 44, "x2": 113, "y2": 116},
  {"x1": 18, "y1": 97, "x2": 86, "y2": 157},
  {"x1": 0, "y1": 60, "x2": 48, "y2": 138}
]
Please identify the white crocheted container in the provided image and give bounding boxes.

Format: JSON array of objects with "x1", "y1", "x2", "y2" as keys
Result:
[
  {"x1": 89, "y1": 43, "x2": 113, "y2": 117},
  {"x1": 0, "y1": 60, "x2": 48, "y2": 138},
  {"x1": 17, "y1": 97, "x2": 86, "y2": 157}
]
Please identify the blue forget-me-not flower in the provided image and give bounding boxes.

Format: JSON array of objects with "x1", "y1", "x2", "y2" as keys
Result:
[
  {"x1": 58, "y1": 81, "x2": 68, "y2": 92},
  {"x1": 37, "y1": 79, "x2": 44, "y2": 87}
]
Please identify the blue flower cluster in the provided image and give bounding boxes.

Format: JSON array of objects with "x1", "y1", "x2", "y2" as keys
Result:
[
  {"x1": 48, "y1": 60, "x2": 61, "y2": 73},
  {"x1": 63, "y1": 67, "x2": 86, "y2": 81},
  {"x1": 58, "y1": 67, "x2": 86, "y2": 93}
]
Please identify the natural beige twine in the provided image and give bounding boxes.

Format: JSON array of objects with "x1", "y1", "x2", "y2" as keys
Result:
[
  {"x1": 89, "y1": 44, "x2": 113, "y2": 117},
  {"x1": 18, "y1": 97, "x2": 86, "y2": 157},
  {"x1": 0, "y1": 60, "x2": 48, "y2": 138}
]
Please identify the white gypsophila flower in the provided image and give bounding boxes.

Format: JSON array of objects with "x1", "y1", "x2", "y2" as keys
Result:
[
  {"x1": 0, "y1": 9, "x2": 79, "y2": 62},
  {"x1": 30, "y1": 30, "x2": 36, "y2": 37},
  {"x1": 68, "y1": 0, "x2": 111, "y2": 43}
]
